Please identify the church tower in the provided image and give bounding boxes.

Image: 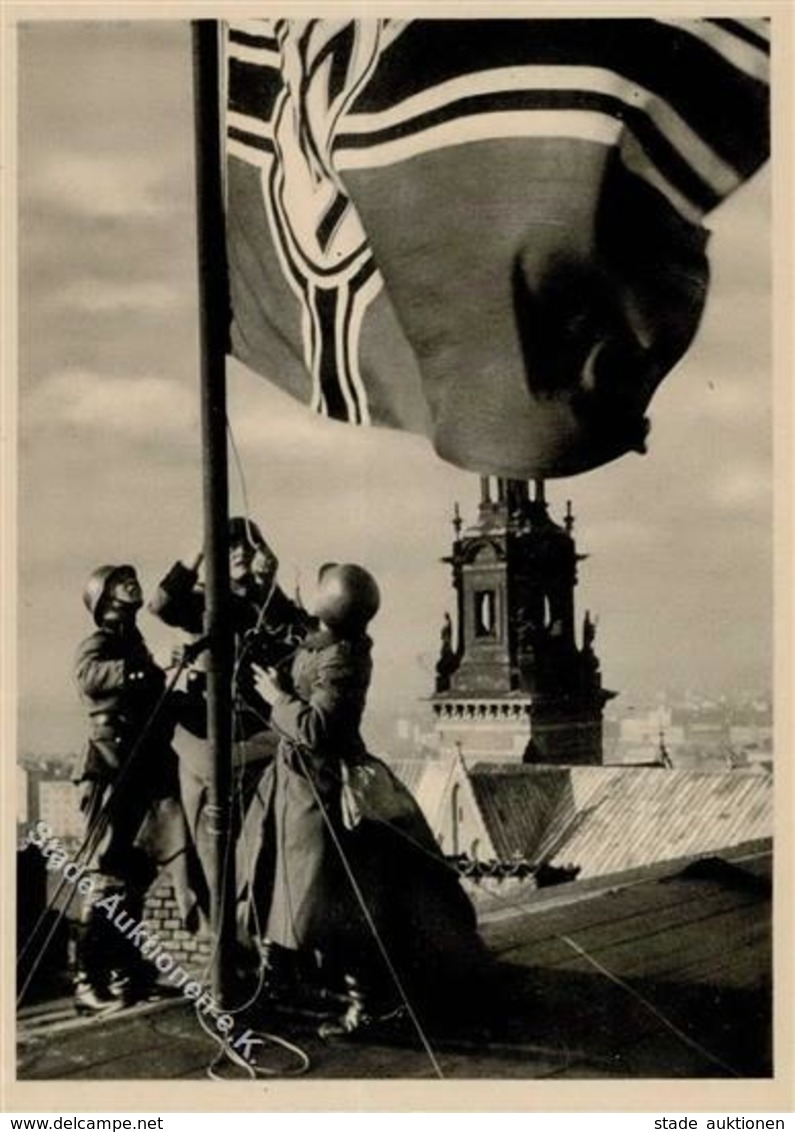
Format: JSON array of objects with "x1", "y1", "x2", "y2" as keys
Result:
[{"x1": 431, "y1": 478, "x2": 614, "y2": 767}]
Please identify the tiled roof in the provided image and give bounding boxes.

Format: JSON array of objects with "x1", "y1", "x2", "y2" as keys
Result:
[
  {"x1": 467, "y1": 766, "x2": 575, "y2": 859},
  {"x1": 468, "y1": 765, "x2": 773, "y2": 877}
]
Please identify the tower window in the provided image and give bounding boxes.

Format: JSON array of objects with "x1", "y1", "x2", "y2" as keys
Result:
[{"x1": 474, "y1": 589, "x2": 497, "y2": 637}]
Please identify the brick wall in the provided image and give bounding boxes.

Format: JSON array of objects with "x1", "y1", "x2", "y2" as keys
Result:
[{"x1": 143, "y1": 879, "x2": 212, "y2": 974}]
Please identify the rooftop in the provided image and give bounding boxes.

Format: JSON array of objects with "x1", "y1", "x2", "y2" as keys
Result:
[
  {"x1": 17, "y1": 839, "x2": 772, "y2": 1082},
  {"x1": 467, "y1": 764, "x2": 773, "y2": 877}
]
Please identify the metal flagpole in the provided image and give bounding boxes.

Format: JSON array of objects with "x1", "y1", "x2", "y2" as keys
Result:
[{"x1": 191, "y1": 20, "x2": 236, "y2": 1008}]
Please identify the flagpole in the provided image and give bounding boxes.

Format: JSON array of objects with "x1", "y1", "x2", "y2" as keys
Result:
[{"x1": 192, "y1": 19, "x2": 235, "y2": 1008}]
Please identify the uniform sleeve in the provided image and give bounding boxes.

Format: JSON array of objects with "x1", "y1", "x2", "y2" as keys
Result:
[
  {"x1": 270, "y1": 642, "x2": 368, "y2": 753},
  {"x1": 148, "y1": 562, "x2": 205, "y2": 634},
  {"x1": 74, "y1": 633, "x2": 164, "y2": 699},
  {"x1": 74, "y1": 635, "x2": 126, "y2": 696},
  {"x1": 259, "y1": 586, "x2": 312, "y2": 639},
  {"x1": 246, "y1": 586, "x2": 314, "y2": 668}
]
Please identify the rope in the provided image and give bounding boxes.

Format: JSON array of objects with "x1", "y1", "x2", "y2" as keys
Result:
[
  {"x1": 292, "y1": 743, "x2": 445, "y2": 1080},
  {"x1": 188, "y1": 658, "x2": 311, "y2": 1078},
  {"x1": 19, "y1": 440, "x2": 303, "y2": 1063},
  {"x1": 18, "y1": 635, "x2": 311, "y2": 1077},
  {"x1": 22, "y1": 417, "x2": 431, "y2": 1075},
  {"x1": 226, "y1": 412, "x2": 309, "y2": 678},
  {"x1": 430, "y1": 869, "x2": 746, "y2": 1076},
  {"x1": 194, "y1": 996, "x2": 310, "y2": 1080},
  {"x1": 227, "y1": 417, "x2": 252, "y2": 531},
  {"x1": 16, "y1": 652, "x2": 194, "y2": 1005},
  {"x1": 448, "y1": 866, "x2": 749, "y2": 1078},
  {"x1": 242, "y1": 691, "x2": 465, "y2": 882},
  {"x1": 240, "y1": 681, "x2": 446, "y2": 1078}
]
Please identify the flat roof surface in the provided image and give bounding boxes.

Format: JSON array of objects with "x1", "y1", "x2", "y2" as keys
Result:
[{"x1": 17, "y1": 842, "x2": 772, "y2": 1081}]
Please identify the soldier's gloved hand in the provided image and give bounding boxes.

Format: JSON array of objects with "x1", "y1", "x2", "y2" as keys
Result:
[
  {"x1": 251, "y1": 542, "x2": 279, "y2": 588},
  {"x1": 251, "y1": 663, "x2": 283, "y2": 704},
  {"x1": 78, "y1": 781, "x2": 95, "y2": 815},
  {"x1": 78, "y1": 777, "x2": 108, "y2": 816},
  {"x1": 270, "y1": 660, "x2": 294, "y2": 694},
  {"x1": 235, "y1": 664, "x2": 271, "y2": 723},
  {"x1": 170, "y1": 637, "x2": 208, "y2": 669},
  {"x1": 181, "y1": 548, "x2": 204, "y2": 574}
]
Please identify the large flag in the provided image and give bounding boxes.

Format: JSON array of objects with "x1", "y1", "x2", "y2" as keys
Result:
[{"x1": 224, "y1": 19, "x2": 770, "y2": 479}]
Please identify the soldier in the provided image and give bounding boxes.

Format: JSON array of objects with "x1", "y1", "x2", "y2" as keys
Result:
[
  {"x1": 73, "y1": 564, "x2": 181, "y2": 1014},
  {"x1": 148, "y1": 517, "x2": 297, "y2": 934},
  {"x1": 243, "y1": 559, "x2": 485, "y2": 1036}
]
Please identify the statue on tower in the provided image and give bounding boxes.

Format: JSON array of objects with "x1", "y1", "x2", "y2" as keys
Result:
[
  {"x1": 432, "y1": 479, "x2": 616, "y2": 765},
  {"x1": 435, "y1": 611, "x2": 459, "y2": 692},
  {"x1": 580, "y1": 610, "x2": 600, "y2": 680}
]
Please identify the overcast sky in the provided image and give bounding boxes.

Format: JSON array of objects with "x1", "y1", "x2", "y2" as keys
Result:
[{"x1": 16, "y1": 20, "x2": 773, "y2": 757}]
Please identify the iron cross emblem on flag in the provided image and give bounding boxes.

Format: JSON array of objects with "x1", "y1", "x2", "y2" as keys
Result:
[{"x1": 225, "y1": 19, "x2": 769, "y2": 479}]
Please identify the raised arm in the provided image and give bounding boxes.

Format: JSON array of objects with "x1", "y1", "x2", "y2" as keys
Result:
[
  {"x1": 149, "y1": 560, "x2": 205, "y2": 634},
  {"x1": 269, "y1": 640, "x2": 371, "y2": 754}
]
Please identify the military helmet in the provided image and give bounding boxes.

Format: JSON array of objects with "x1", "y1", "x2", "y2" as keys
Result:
[
  {"x1": 228, "y1": 516, "x2": 265, "y2": 549},
  {"x1": 82, "y1": 564, "x2": 138, "y2": 625},
  {"x1": 314, "y1": 563, "x2": 380, "y2": 634}
]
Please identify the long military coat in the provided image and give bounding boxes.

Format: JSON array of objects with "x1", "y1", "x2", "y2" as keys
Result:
[
  {"x1": 73, "y1": 624, "x2": 186, "y2": 890},
  {"x1": 241, "y1": 622, "x2": 484, "y2": 999},
  {"x1": 149, "y1": 566, "x2": 302, "y2": 926}
]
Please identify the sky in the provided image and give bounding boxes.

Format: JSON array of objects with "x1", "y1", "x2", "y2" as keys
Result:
[{"x1": 14, "y1": 20, "x2": 773, "y2": 758}]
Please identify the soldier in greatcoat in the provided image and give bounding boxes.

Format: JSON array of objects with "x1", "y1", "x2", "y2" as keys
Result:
[{"x1": 242, "y1": 559, "x2": 486, "y2": 1035}]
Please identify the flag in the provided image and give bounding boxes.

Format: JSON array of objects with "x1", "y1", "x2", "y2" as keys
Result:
[{"x1": 224, "y1": 18, "x2": 770, "y2": 479}]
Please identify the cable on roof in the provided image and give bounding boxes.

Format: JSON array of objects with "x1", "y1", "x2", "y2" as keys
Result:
[{"x1": 560, "y1": 933, "x2": 742, "y2": 1077}]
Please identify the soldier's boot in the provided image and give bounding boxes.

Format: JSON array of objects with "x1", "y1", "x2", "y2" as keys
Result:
[
  {"x1": 74, "y1": 972, "x2": 126, "y2": 1017},
  {"x1": 73, "y1": 907, "x2": 125, "y2": 1016},
  {"x1": 317, "y1": 973, "x2": 408, "y2": 1039},
  {"x1": 257, "y1": 939, "x2": 297, "y2": 1002},
  {"x1": 106, "y1": 888, "x2": 164, "y2": 1006},
  {"x1": 109, "y1": 954, "x2": 163, "y2": 1007}
]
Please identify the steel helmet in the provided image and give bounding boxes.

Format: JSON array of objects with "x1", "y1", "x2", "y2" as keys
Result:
[
  {"x1": 314, "y1": 563, "x2": 380, "y2": 633},
  {"x1": 82, "y1": 564, "x2": 138, "y2": 625}
]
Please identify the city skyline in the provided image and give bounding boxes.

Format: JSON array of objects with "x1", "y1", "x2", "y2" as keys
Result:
[{"x1": 16, "y1": 21, "x2": 773, "y2": 757}]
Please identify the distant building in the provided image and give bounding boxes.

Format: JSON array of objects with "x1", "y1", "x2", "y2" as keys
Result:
[
  {"x1": 19, "y1": 758, "x2": 82, "y2": 841},
  {"x1": 430, "y1": 477, "x2": 614, "y2": 769},
  {"x1": 17, "y1": 764, "x2": 29, "y2": 824},
  {"x1": 614, "y1": 707, "x2": 685, "y2": 765},
  {"x1": 391, "y1": 481, "x2": 774, "y2": 887},
  {"x1": 611, "y1": 694, "x2": 774, "y2": 770},
  {"x1": 38, "y1": 780, "x2": 83, "y2": 841}
]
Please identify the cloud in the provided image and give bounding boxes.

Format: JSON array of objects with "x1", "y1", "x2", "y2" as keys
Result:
[
  {"x1": 580, "y1": 516, "x2": 666, "y2": 558},
  {"x1": 23, "y1": 369, "x2": 198, "y2": 439},
  {"x1": 46, "y1": 278, "x2": 187, "y2": 315},
  {"x1": 15, "y1": 22, "x2": 774, "y2": 754},
  {"x1": 24, "y1": 153, "x2": 172, "y2": 220},
  {"x1": 708, "y1": 463, "x2": 772, "y2": 513},
  {"x1": 226, "y1": 361, "x2": 424, "y2": 469},
  {"x1": 678, "y1": 368, "x2": 772, "y2": 427}
]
